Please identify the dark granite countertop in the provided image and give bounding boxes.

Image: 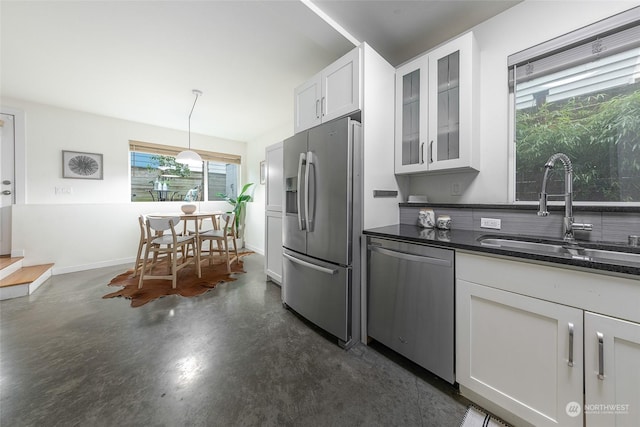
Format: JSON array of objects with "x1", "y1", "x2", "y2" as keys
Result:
[
  {"x1": 398, "y1": 203, "x2": 640, "y2": 213},
  {"x1": 363, "y1": 224, "x2": 640, "y2": 277}
]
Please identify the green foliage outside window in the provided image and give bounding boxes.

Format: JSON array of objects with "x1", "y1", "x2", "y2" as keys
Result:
[
  {"x1": 516, "y1": 87, "x2": 640, "y2": 202},
  {"x1": 148, "y1": 155, "x2": 192, "y2": 178}
]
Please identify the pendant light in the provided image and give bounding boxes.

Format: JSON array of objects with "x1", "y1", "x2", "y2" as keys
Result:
[{"x1": 175, "y1": 89, "x2": 203, "y2": 165}]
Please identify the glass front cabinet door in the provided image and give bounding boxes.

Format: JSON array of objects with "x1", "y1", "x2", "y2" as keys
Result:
[
  {"x1": 428, "y1": 32, "x2": 479, "y2": 172},
  {"x1": 395, "y1": 57, "x2": 429, "y2": 174}
]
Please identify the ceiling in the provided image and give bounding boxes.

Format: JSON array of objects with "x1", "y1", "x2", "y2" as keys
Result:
[{"x1": 1, "y1": 1, "x2": 520, "y2": 143}]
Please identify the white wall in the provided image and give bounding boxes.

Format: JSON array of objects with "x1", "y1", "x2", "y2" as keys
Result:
[
  {"x1": 3, "y1": 97, "x2": 248, "y2": 272},
  {"x1": 407, "y1": 0, "x2": 640, "y2": 204},
  {"x1": 243, "y1": 124, "x2": 292, "y2": 255}
]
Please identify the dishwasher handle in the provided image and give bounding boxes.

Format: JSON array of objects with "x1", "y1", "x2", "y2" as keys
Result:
[{"x1": 368, "y1": 245, "x2": 452, "y2": 267}]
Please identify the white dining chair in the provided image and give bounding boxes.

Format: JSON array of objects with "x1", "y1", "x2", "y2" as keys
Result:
[
  {"x1": 197, "y1": 213, "x2": 238, "y2": 273},
  {"x1": 138, "y1": 216, "x2": 201, "y2": 289}
]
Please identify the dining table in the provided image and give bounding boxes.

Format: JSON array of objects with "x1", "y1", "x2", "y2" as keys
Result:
[{"x1": 148, "y1": 210, "x2": 224, "y2": 237}]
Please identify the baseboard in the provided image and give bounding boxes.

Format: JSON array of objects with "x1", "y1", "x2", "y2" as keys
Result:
[
  {"x1": 52, "y1": 257, "x2": 134, "y2": 275},
  {"x1": 11, "y1": 249, "x2": 25, "y2": 257},
  {"x1": 28, "y1": 266, "x2": 53, "y2": 294},
  {"x1": 458, "y1": 385, "x2": 531, "y2": 427},
  {"x1": 244, "y1": 243, "x2": 264, "y2": 255}
]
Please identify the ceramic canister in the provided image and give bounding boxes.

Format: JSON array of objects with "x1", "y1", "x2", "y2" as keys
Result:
[
  {"x1": 418, "y1": 209, "x2": 436, "y2": 228},
  {"x1": 437, "y1": 215, "x2": 452, "y2": 230}
]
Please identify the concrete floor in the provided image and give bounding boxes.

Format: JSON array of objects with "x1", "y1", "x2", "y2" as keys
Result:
[{"x1": 1, "y1": 254, "x2": 469, "y2": 426}]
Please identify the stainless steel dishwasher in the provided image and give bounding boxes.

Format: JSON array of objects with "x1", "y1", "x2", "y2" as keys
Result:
[{"x1": 367, "y1": 236, "x2": 455, "y2": 384}]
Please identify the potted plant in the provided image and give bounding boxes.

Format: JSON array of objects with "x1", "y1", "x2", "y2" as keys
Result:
[{"x1": 218, "y1": 182, "x2": 254, "y2": 242}]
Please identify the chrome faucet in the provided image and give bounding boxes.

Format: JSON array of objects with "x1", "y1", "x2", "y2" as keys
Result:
[{"x1": 538, "y1": 153, "x2": 592, "y2": 243}]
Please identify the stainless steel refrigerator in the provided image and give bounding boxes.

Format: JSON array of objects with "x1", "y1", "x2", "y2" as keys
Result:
[{"x1": 282, "y1": 116, "x2": 362, "y2": 348}]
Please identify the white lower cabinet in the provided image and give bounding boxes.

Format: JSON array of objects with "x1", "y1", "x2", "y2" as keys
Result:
[
  {"x1": 456, "y1": 253, "x2": 640, "y2": 427},
  {"x1": 265, "y1": 210, "x2": 282, "y2": 283},
  {"x1": 584, "y1": 312, "x2": 640, "y2": 427},
  {"x1": 457, "y1": 279, "x2": 583, "y2": 427}
]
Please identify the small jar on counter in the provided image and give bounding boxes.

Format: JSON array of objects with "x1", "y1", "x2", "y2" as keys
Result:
[{"x1": 437, "y1": 215, "x2": 451, "y2": 230}]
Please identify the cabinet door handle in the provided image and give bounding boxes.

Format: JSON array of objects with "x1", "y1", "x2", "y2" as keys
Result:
[
  {"x1": 568, "y1": 322, "x2": 574, "y2": 367},
  {"x1": 430, "y1": 141, "x2": 434, "y2": 163},
  {"x1": 597, "y1": 332, "x2": 605, "y2": 380},
  {"x1": 420, "y1": 142, "x2": 425, "y2": 164},
  {"x1": 321, "y1": 96, "x2": 326, "y2": 116},
  {"x1": 315, "y1": 99, "x2": 320, "y2": 119}
]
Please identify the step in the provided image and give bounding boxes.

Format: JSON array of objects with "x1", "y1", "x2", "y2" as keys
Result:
[
  {"x1": 0, "y1": 256, "x2": 24, "y2": 280},
  {"x1": 0, "y1": 263, "x2": 54, "y2": 301}
]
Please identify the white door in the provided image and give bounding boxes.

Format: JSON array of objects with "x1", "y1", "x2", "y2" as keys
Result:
[
  {"x1": 394, "y1": 57, "x2": 428, "y2": 174},
  {"x1": 321, "y1": 47, "x2": 360, "y2": 123},
  {"x1": 265, "y1": 142, "x2": 283, "y2": 212},
  {"x1": 456, "y1": 279, "x2": 583, "y2": 427},
  {"x1": 294, "y1": 74, "x2": 322, "y2": 133},
  {"x1": 265, "y1": 210, "x2": 282, "y2": 284},
  {"x1": 585, "y1": 312, "x2": 640, "y2": 427},
  {"x1": 427, "y1": 32, "x2": 479, "y2": 172},
  {"x1": 0, "y1": 113, "x2": 15, "y2": 255}
]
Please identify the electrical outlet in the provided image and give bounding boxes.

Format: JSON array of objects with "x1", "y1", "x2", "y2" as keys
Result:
[
  {"x1": 481, "y1": 217, "x2": 502, "y2": 230},
  {"x1": 451, "y1": 182, "x2": 462, "y2": 196},
  {"x1": 55, "y1": 186, "x2": 72, "y2": 195}
]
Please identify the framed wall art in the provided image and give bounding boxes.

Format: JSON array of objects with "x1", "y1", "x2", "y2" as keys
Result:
[{"x1": 62, "y1": 150, "x2": 103, "y2": 180}]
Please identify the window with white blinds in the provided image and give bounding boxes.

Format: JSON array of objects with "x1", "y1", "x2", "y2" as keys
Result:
[
  {"x1": 510, "y1": 7, "x2": 640, "y2": 203},
  {"x1": 129, "y1": 141, "x2": 241, "y2": 203}
]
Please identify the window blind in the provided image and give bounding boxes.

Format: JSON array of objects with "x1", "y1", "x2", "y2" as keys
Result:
[
  {"x1": 508, "y1": 7, "x2": 640, "y2": 87},
  {"x1": 129, "y1": 140, "x2": 241, "y2": 165}
]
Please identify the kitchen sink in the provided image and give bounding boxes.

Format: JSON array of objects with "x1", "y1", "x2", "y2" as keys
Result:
[
  {"x1": 578, "y1": 248, "x2": 640, "y2": 264},
  {"x1": 479, "y1": 238, "x2": 566, "y2": 255},
  {"x1": 478, "y1": 235, "x2": 640, "y2": 265}
]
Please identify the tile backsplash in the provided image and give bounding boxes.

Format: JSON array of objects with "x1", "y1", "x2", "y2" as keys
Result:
[{"x1": 400, "y1": 204, "x2": 640, "y2": 244}]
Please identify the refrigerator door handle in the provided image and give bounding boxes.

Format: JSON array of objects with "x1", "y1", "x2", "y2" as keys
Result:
[
  {"x1": 284, "y1": 252, "x2": 337, "y2": 275},
  {"x1": 304, "y1": 151, "x2": 314, "y2": 232},
  {"x1": 297, "y1": 152, "x2": 306, "y2": 231}
]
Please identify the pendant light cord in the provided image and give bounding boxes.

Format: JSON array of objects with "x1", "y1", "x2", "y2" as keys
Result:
[{"x1": 188, "y1": 91, "x2": 201, "y2": 150}]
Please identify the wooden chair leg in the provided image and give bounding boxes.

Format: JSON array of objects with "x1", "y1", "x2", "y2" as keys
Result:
[
  {"x1": 223, "y1": 238, "x2": 231, "y2": 273},
  {"x1": 231, "y1": 236, "x2": 239, "y2": 265},
  {"x1": 171, "y1": 248, "x2": 178, "y2": 289},
  {"x1": 194, "y1": 238, "x2": 201, "y2": 278},
  {"x1": 138, "y1": 246, "x2": 151, "y2": 289},
  {"x1": 133, "y1": 240, "x2": 144, "y2": 278}
]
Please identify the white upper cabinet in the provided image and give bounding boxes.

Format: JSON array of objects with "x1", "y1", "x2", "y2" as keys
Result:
[
  {"x1": 395, "y1": 32, "x2": 479, "y2": 174},
  {"x1": 294, "y1": 47, "x2": 360, "y2": 133}
]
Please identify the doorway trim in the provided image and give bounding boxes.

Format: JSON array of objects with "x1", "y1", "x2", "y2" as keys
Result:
[{"x1": 1, "y1": 106, "x2": 26, "y2": 205}]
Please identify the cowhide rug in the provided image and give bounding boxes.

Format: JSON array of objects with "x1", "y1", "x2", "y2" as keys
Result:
[{"x1": 103, "y1": 253, "x2": 251, "y2": 307}]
